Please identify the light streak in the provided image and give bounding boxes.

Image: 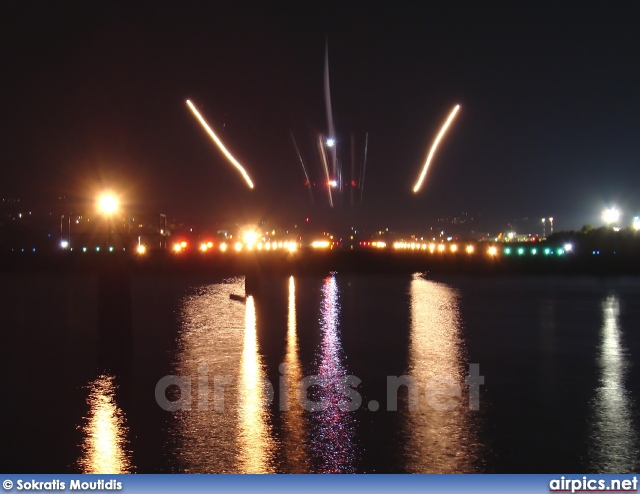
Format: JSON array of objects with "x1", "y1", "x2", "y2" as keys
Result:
[
  {"x1": 413, "y1": 104, "x2": 461, "y2": 193},
  {"x1": 360, "y1": 132, "x2": 368, "y2": 204},
  {"x1": 290, "y1": 132, "x2": 314, "y2": 204},
  {"x1": 324, "y1": 41, "x2": 337, "y2": 179},
  {"x1": 186, "y1": 100, "x2": 255, "y2": 189}
]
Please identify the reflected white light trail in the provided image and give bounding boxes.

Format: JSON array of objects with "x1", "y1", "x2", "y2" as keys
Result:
[
  {"x1": 310, "y1": 274, "x2": 355, "y2": 473},
  {"x1": 589, "y1": 295, "x2": 639, "y2": 472},
  {"x1": 186, "y1": 100, "x2": 255, "y2": 189},
  {"x1": 413, "y1": 104, "x2": 461, "y2": 193}
]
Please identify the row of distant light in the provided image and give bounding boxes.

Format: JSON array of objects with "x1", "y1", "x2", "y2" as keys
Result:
[
  {"x1": 393, "y1": 242, "x2": 573, "y2": 256},
  {"x1": 170, "y1": 240, "x2": 300, "y2": 254},
  {"x1": 394, "y1": 242, "x2": 473, "y2": 253}
]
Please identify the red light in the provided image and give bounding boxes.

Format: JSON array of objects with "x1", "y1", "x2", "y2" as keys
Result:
[{"x1": 305, "y1": 217, "x2": 310, "y2": 223}]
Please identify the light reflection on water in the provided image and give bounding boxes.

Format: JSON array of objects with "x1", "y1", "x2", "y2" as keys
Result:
[
  {"x1": 173, "y1": 278, "x2": 276, "y2": 473},
  {"x1": 237, "y1": 295, "x2": 276, "y2": 473},
  {"x1": 78, "y1": 374, "x2": 132, "y2": 474},
  {"x1": 280, "y1": 276, "x2": 310, "y2": 472},
  {"x1": 309, "y1": 274, "x2": 356, "y2": 473},
  {"x1": 173, "y1": 278, "x2": 245, "y2": 473},
  {"x1": 405, "y1": 273, "x2": 479, "y2": 473},
  {"x1": 589, "y1": 294, "x2": 639, "y2": 472}
]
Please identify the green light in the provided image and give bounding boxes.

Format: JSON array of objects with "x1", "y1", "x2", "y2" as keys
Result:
[
  {"x1": 109, "y1": 246, "x2": 114, "y2": 252},
  {"x1": 544, "y1": 248, "x2": 552, "y2": 255},
  {"x1": 96, "y1": 247, "x2": 100, "y2": 252},
  {"x1": 557, "y1": 249, "x2": 565, "y2": 255},
  {"x1": 531, "y1": 248, "x2": 537, "y2": 255},
  {"x1": 504, "y1": 247, "x2": 512, "y2": 255},
  {"x1": 517, "y1": 247, "x2": 525, "y2": 255}
]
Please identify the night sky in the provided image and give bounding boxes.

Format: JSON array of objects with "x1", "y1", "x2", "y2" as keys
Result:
[{"x1": 2, "y1": 2, "x2": 639, "y2": 233}]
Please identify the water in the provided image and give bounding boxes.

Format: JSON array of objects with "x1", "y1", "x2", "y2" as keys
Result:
[{"x1": 1, "y1": 272, "x2": 640, "y2": 473}]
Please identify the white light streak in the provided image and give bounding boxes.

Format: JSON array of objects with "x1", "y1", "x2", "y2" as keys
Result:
[
  {"x1": 186, "y1": 100, "x2": 254, "y2": 189},
  {"x1": 413, "y1": 104, "x2": 461, "y2": 193}
]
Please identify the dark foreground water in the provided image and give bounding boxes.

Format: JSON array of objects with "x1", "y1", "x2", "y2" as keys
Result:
[{"x1": 1, "y1": 272, "x2": 640, "y2": 473}]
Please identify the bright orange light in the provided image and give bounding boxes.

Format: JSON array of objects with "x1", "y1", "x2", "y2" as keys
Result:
[
  {"x1": 180, "y1": 241, "x2": 187, "y2": 248},
  {"x1": 437, "y1": 244, "x2": 445, "y2": 252},
  {"x1": 186, "y1": 100, "x2": 255, "y2": 189},
  {"x1": 207, "y1": 241, "x2": 214, "y2": 248},
  {"x1": 466, "y1": 245, "x2": 475, "y2": 254},
  {"x1": 450, "y1": 244, "x2": 458, "y2": 253},
  {"x1": 219, "y1": 242, "x2": 228, "y2": 252},
  {"x1": 243, "y1": 230, "x2": 258, "y2": 246},
  {"x1": 200, "y1": 243, "x2": 208, "y2": 252},
  {"x1": 413, "y1": 104, "x2": 461, "y2": 193},
  {"x1": 311, "y1": 240, "x2": 331, "y2": 249},
  {"x1": 97, "y1": 193, "x2": 119, "y2": 215},
  {"x1": 488, "y1": 246, "x2": 498, "y2": 256},
  {"x1": 234, "y1": 241, "x2": 243, "y2": 252},
  {"x1": 136, "y1": 244, "x2": 146, "y2": 255},
  {"x1": 173, "y1": 243, "x2": 182, "y2": 253},
  {"x1": 286, "y1": 241, "x2": 298, "y2": 253}
]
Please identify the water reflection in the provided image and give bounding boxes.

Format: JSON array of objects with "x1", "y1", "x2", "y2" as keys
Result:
[
  {"x1": 589, "y1": 294, "x2": 639, "y2": 472},
  {"x1": 78, "y1": 374, "x2": 132, "y2": 474},
  {"x1": 174, "y1": 278, "x2": 275, "y2": 473},
  {"x1": 280, "y1": 276, "x2": 309, "y2": 472},
  {"x1": 310, "y1": 274, "x2": 356, "y2": 473},
  {"x1": 405, "y1": 273, "x2": 478, "y2": 473},
  {"x1": 237, "y1": 295, "x2": 276, "y2": 473}
]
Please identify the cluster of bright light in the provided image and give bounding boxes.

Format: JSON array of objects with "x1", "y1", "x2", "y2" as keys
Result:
[
  {"x1": 199, "y1": 241, "x2": 214, "y2": 252},
  {"x1": 327, "y1": 180, "x2": 338, "y2": 188},
  {"x1": 325, "y1": 138, "x2": 335, "y2": 148},
  {"x1": 172, "y1": 241, "x2": 188, "y2": 253},
  {"x1": 633, "y1": 216, "x2": 640, "y2": 231},
  {"x1": 602, "y1": 207, "x2": 621, "y2": 225},
  {"x1": 311, "y1": 240, "x2": 331, "y2": 249},
  {"x1": 359, "y1": 241, "x2": 386, "y2": 248}
]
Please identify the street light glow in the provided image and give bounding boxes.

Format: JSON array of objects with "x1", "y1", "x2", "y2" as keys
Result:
[{"x1": 97, "y1": 193, "x2": 119, "y2": 215}]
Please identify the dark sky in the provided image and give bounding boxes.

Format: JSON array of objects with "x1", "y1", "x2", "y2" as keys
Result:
[{"x1": 1, "y1": 2, "x2": 639, "y2": 232}]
